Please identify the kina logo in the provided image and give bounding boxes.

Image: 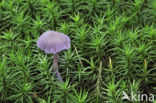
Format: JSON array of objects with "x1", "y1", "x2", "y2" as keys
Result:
[{"x1": 122, "y1": 91, "x2": 154, "y2": 102}]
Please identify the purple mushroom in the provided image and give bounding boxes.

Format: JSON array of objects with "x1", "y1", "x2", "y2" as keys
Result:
[{"x1": 37, "y1": 30, "x2": 70, "y2": 82}]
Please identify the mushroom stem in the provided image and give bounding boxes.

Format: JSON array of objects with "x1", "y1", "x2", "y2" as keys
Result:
[{"x1": 53, "y1": 53, "x2": 63, "y2": 82}]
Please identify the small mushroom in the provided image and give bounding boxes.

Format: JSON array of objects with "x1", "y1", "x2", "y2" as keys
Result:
[{"x1": 37, "y1": 30, "x2": 70, "y2": 82}]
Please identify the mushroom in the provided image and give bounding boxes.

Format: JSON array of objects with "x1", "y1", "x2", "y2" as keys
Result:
[{"x1": 37, "y1": 30, "x2": 70, "y2": 82}]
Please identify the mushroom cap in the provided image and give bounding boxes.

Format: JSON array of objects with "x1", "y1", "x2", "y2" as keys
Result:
[{"x1": 37, "y1": 31, "x2": 70, "y2": 54}]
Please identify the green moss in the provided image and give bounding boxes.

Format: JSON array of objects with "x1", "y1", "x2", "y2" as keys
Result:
[{"x1": 0, "y1": 0, "x2": 156, "y2": 102}]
